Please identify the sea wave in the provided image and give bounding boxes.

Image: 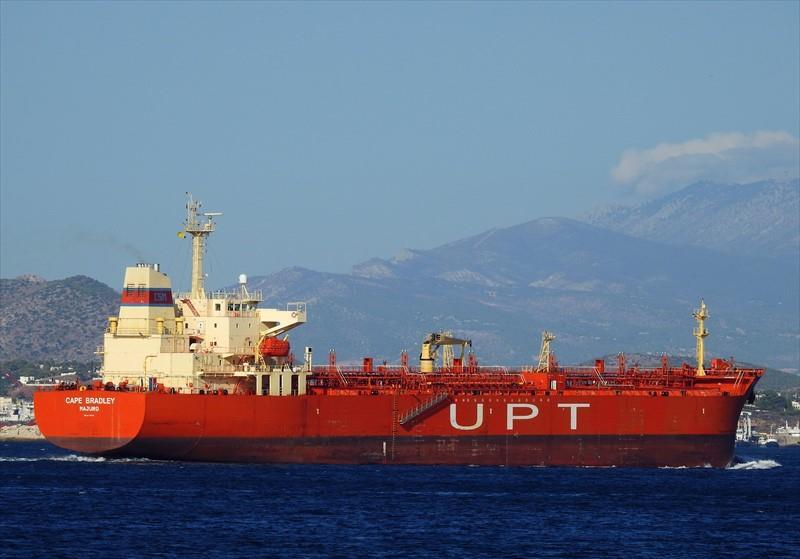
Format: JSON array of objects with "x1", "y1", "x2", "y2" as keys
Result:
[
  {"x1": 0, "y1": 454, "x2": 106, "y2": 462},
  {"x1": 0, "y1": 454, "x2": 158, "y2": 463},
  {"x1": 659, "y1": 463, "x2": 713, "y2": 469},
  {"x1": 728, "y1": 459, "x2": 782, "y2": 470}
]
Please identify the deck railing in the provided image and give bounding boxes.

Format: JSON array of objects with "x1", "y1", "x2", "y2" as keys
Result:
[{"x1": 306, "y1": 364, "x2": 762, "y2": 394}]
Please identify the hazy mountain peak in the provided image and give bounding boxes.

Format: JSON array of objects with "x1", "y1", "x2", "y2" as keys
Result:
[{"x1": 583, "y1": 178, "x2": 799, "y2": 257}]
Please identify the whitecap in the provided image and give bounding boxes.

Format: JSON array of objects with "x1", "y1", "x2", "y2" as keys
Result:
[
  {"x1": 727, "y1": 459, "x2": 781, "y2": 470},
  {"x1": 658, "y1": 463, "x2": 713, "y2": 469}
]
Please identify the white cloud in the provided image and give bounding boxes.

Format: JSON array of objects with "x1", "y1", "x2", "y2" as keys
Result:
[{"x1": 612, "y1": 131, "x2": 800, "y2": 194}]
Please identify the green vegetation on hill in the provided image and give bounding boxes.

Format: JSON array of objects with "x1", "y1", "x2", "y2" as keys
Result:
[
  {"x1": 754, "y1": 390, "x2": 800, "y2": 416},
  {"x1": 0, "y1": 359, "x2": 98, "y2": 395},
  {"x1": 0, "y1": 275, "x2": 118, "y2": 362}
]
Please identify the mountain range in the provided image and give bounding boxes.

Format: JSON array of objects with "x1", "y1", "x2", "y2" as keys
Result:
[
  {"x1": 1, "y1": 179, "x2": 798, "y2": 377},
  {"x1": 584, "y1": 178, "x2": 799, "y2": 257}
]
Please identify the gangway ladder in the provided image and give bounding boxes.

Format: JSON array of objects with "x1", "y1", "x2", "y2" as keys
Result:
[{"x1": 399, "y1": 392, "x2": 451, "y2": 427}]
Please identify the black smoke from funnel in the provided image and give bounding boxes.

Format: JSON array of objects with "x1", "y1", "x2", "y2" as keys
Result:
[{"x1": 69, "y1": 228, "x2": 149, "y2": 262}]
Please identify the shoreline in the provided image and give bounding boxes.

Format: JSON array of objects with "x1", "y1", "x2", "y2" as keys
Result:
[{"x1": 0, "y1": 424, "x2": 44, "y2": 441}]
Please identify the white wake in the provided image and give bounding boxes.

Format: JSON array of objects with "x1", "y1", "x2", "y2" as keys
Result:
[
  {"x1": 0, "y1": 454, "x2": 106, "y2": 462},
  {"x1": 728, "y1": 459, "x2": 781, "y2": 470}
]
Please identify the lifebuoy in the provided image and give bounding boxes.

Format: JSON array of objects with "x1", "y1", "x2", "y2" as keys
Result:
[
  {"x1": 291, "y1": 312, "x2": 297, "y2": 318},
  {"x1": 79, "y1": 385, "x2": 87, "y2": 392}
]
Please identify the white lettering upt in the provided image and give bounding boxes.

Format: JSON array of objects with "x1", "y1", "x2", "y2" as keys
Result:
[{"x1": 557, "y1": 403, "x2": 590, "y2": 430}]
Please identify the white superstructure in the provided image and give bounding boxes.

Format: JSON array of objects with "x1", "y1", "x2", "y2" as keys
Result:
[{"x1": 97, "y1": 195, "x2": 309, "y2": 396}]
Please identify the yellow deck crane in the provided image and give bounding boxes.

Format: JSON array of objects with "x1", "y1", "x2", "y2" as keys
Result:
[{"x1": 419, "y1": 332, "x2": 472, "y2": 373}]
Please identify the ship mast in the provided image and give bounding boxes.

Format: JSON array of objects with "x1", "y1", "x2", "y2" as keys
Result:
[
  {"x1": 179, "y1": 193, "x2": 222, "y2": 299},
  {"x1": 693, "y1": 299, "x2": 709, "y2": 376},
  {"x1": 537, "y1": 331, "x2": 556, "y2": 372}
]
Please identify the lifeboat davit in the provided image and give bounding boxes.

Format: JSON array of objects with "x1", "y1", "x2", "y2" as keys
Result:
[{"x1": 260, "y1": 337, "x2": 290, "y2": 358}]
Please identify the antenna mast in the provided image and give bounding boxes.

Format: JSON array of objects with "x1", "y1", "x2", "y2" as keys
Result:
[
  {"x1": 180, "y1": 193, "x2": 222, "y2": 299},
  {"x1": 693, "y1": 299, "x2": 709, "y2": 377}
]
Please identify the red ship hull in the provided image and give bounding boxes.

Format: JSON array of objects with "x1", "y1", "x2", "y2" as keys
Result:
[
  {"x1": 32, "y1": 199, "x2": 762, "y2": 468},
  {"x1": 35, "y1": 387, "x2": 750, "y2": 467}
]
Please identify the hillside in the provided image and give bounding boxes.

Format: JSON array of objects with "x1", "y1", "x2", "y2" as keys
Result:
[
  {"x1": 583, "y1": 178, "x2": 800, "y2": 258},
  {"x1": 247, "y1": 218, "x2": 798, "y2": 370},
  {"x1": 0, "y1": 275, "x2": 118, "y2": 361}
]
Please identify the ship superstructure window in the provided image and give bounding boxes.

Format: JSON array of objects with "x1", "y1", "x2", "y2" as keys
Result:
[
  {"x1": 215, "y1": 303, "x2": 221, "y2": 311},
  {"x1": 227, "y1": 303, "x2": 233, "y2": 311}
]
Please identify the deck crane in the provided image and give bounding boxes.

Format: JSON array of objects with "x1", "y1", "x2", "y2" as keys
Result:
[{"x1": 419, "y1": 332, "x2": 472, "y2": 373}]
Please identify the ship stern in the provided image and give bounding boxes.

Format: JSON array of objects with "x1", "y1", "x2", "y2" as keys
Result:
[{"x1": 34, "y1": 390, "x2": 146, "y2": 455}]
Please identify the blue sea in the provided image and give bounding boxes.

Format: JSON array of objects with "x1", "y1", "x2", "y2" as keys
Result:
[{"x1": 1, "y1": 442, "x2": 798, "y2": 558}]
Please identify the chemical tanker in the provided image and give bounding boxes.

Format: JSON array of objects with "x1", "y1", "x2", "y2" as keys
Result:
[{"x1": 34, "y1": 196, "x2": 762, "y2": 467}]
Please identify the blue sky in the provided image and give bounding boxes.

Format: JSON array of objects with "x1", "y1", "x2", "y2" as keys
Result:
[{"x1": 1, "y1": 1, "x2": 798, "y2": 290}]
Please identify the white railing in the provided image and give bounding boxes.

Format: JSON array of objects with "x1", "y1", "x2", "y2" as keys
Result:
[
  {"x1": 210, "y1": 289, "x2": 264, "y2": 301},
  {"x1": 176, "y1": 289, "x2": 264, "y2": 301}
]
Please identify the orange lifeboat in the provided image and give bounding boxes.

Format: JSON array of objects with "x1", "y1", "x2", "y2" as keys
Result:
[{"x1": 260, "y1": 337, "x2": 290, "y2": 358}]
